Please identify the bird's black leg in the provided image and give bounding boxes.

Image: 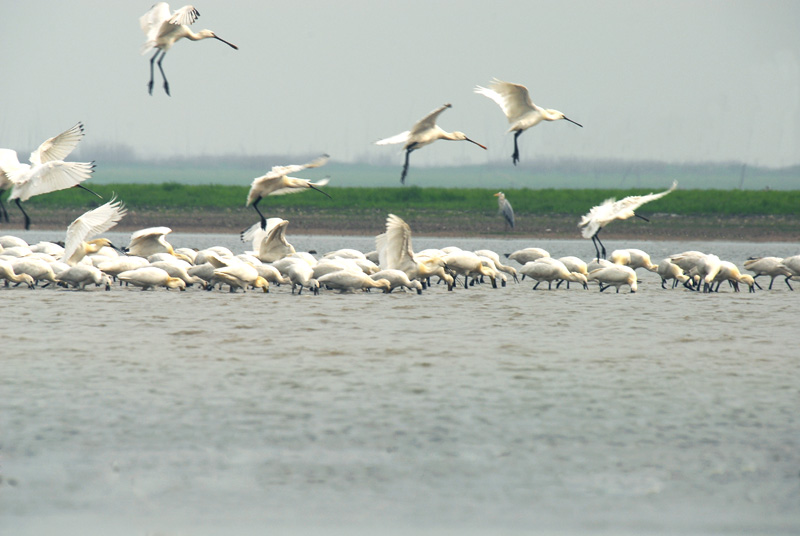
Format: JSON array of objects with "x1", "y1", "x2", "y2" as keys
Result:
[
  {"x1": 156, "y1": 51, "x2": 170, "y2": 96},
  {"x1": 596, "y1": 232, "x2": 607, "y2": 260},
  {"x1": 15, "y1": 199, "x2": 31, "y2": 230},
  {"x1": 785, "y1": 276, "x2": 794, "y2": 291},
  {"x1": 252, "y1": 196, "x2": 267, "y2": 230},
  {"x1": 591, "y1": 235, "x2": 601, "y2": 262},
  {"x1": 148, "y1": 49, "x2": 161, "y2": 95},
  {"x1": 512, "y1": 130, "x2": 522, "y2": 166},
  {"x1": 634, "y1": 213, "x2": 650, "y2": 223},
  {"x1": 591, "y1": 231, "x2": 606, "y2": 261},
  {"x1": 401, "y1": 145, "x2": 416, "y2": 185},
  {"x1": 0, "y1": 196, "x2": 8, "y2": 222}
]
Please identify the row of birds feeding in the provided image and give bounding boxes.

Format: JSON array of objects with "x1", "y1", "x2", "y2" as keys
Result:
[{"x1": 1, "y1": 205, "x2": 797, "y2": 295}]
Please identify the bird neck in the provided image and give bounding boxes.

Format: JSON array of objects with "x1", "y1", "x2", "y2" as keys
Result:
[{"x1": 186, "y1": 29, "x2": 214, "y2": 41}]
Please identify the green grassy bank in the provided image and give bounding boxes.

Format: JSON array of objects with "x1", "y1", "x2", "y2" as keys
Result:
[{"x1": 20, "y1": 184, "x2": 800, "y2": 217}]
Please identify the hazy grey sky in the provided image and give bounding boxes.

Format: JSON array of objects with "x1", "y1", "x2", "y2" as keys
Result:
[{"x1": 2, "y1": 1, "x2": 799, "y2": 168}]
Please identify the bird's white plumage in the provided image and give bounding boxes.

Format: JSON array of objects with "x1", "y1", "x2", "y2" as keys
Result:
[
  {"x1": 29, "y1": 122, "x2": 85, "y2": 166},
  {"x1": 1, "y1": 122, "x2": 94, "y2": 203},
  {"x1": 140, "y1": 3, "x2": 200, "y2": 54},
  {"x1": 127, "y1": 227, "x2": 174, "y2": 257},
  {"x1": 9, "y1": 161, "x2": 95, "y2": 202},
  {"x1": 475, "y1": 79, "x2": 538, "y2": 131},
  {"x1": 374, "y1": 131, "x2": 410, "y2": 146},
  {"x1": 375, "y1": 104, "x2": 454, "y2": 148},
  {"x1": 376, "y1": 214, "x2": 415, "y2": 272},
  {"x1": 241, "y1": 218, "x2": 296, "y2": 262},
  {"x1": 375, "y1": 103, "x2": 485, "y2": 183},
  {"x1": 62, "y1": 198, "x2": 126, "y2": 265},
  {"x1": 579, "y1": 181, "x2": 677, "y2": 239},
  {"x1": 247, "y1": 154, "x2": 330, "y2": 205}
]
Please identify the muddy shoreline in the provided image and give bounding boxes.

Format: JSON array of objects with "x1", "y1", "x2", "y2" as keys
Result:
[{"x1": 4, "y1": 207, "x2": 800, "y2": 242}]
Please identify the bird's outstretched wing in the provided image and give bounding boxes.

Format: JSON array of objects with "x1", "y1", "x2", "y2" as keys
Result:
[
  {"x1": 140, "y1": 2, "x2": 172, "y2": 38},
  {"x1": 29, "y1": 122, "x2": 85, "y2": 166},
  {"x1": 410, "y1": 103, "x2": 452, "y2": 137},
  {"x1": 375, "y1": 131, "x2": 410, "y2": 146},
  {"x1": 167, "y1": 4, "x2": 200, "y2": 26},
  {"x1": 475, "y1": 79, "x2": 535, "y2": 122},
  {"x1": 63, "y1": 197, "x2": 126, "y2": 263},
  {"x1": 269, "y1": 177, "x2": 330, "y2": 196},
  {"x1": 0, "y1": 149, "x2": 25, "y2": 185},
  {"x1": 130, "y1": 226, "x2": 172, "y2": 242},
  {"x1": 615, "y1": 180, "x2": 678, "y2": 213},
  {"x1": 377, "y1": 214, "x2": 414, "y2": 270},
  {"x1": 10, "y1": 161, "x2": 95, "y2": 202},
  {"x1": 263, "y1": 154, "x2": 330, "y2": 180}
]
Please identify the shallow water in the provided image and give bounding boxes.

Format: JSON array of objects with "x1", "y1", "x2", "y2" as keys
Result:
[{"x1": 1, "y1": 232, "x2": 799, "y2": 535}]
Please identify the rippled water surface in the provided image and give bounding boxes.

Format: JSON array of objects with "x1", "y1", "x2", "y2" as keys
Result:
[{"x1": 2, "y1": 232, "x2": 799, "y2": 535}]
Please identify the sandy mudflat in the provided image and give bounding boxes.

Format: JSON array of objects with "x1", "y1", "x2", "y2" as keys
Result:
[{"x1": 5, "y1": 208, "x2": 800, "y2": 242}]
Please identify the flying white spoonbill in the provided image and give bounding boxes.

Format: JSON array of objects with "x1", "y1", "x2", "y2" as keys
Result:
[
  {"x1": 475, "y1": 79, "x2": 582, "y2": 166},
  {"x1": 579, "y1": 181, "x2": 677, "y2": 260},
  {"x1": 375, "y1": 103, "x2": 487, "y2": 185},
  {"x1": 246, "y1": 154, "x2": 331, "y2": 230},
  {"x1": 494, "y1": 192, "x2": 515, "y2": 230},
  {"x1": 140, "y1": 3, "x2": 238, "y2": 96},
  {"x1": 62, "y1": 197, "x2": 126, "y2": 266},
  {"x1": 0, "y1": 122, "x2": 100, "y2": 229}
]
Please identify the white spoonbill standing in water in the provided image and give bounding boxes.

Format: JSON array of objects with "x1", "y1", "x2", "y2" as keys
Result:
[
  {"x1": 579, "y1": 181, "x2": 677, "y2": 261},
  {"x1": 375, "y1": 103, "x2": 487, "y2": 185},
  {"x1": 140, "y1": 3, "x2": 238, "y2": 96},
  {"x1": 475, "y1": 79, "x2": 582, "y2": 166}
]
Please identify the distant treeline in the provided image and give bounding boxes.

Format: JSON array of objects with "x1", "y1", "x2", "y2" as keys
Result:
[{"x1": 22, "y1": 184, "x2": 800, "y2": 216}]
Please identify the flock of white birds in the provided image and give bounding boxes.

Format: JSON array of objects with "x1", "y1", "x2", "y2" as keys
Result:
[
  {"x1": 0, "y1": 4, "x2": 794, "y2": 296},
  {"x1": 1, "y1": 209, "x2": 798, "y2": 295}
]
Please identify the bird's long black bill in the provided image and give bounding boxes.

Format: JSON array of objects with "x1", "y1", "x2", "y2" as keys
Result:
[
  {"x1": 564, "y1": 116, "x2": 583, "y2": 128},
  {"x1": 77, "y1": 184, "x2": 103, "y2": 199},
  {"x1": 309, "y1": 184, "x2": 332, "y2": 199},
  {"x1": 214, "y1": 36, "x2": 239, "y2": 50},
  {"x1": 467, "y1": 138, "x2": 488, "y2": 150}
]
